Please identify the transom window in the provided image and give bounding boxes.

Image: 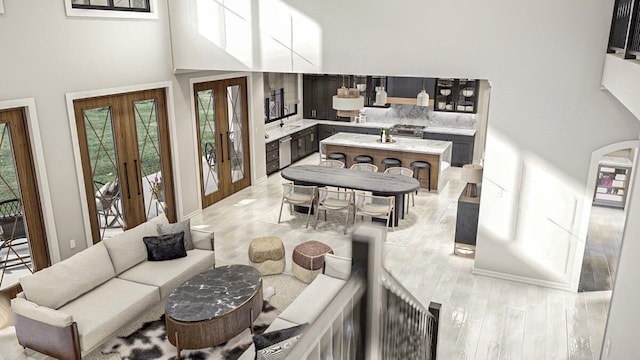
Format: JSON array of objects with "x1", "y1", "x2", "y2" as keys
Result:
[{"x1": 71, "y1": 0, "x2": 150, "y2": 12}]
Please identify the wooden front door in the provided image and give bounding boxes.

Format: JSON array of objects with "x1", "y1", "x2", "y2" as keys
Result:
[
  {"x1": 194, "y1": 77, "x2": 251, "y2": 207},
  {"x1": 74, "y1": 88, "x2": 176, "y2": 244}
]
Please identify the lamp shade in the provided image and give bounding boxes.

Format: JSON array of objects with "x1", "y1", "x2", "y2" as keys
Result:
[
  {"x1": 461, "y1": 164, "x2": 483, "y2": 184},
  {"x1": 416, "y1": 89, "x2": 430, "y2": 107},
  {"x1": 332, "y1": 96, "x2": 365, "y2": 110}
]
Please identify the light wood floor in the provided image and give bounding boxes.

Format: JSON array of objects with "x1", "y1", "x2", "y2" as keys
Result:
[{"x1": 191, "y1": 153, "x2": 618, "y2": 360}]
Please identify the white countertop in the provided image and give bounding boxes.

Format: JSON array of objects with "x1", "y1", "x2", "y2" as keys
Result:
[
  {"x1": 265, "y1": 119, "x2": 475, "y2": 142},
  {"x1": 320, "y1": 132, "x2": 452, "y2": 156}
]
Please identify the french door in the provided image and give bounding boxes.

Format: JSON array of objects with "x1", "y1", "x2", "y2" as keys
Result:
[
  {"x1": 0, "y1": 108, "x2": 49, "y2": 298},
  {"x1": 194, "y1": 77, "x2": 251, "y2": 207},
  {"x1": 74, "y1": 89, "x2": 176, "y2": 244}
]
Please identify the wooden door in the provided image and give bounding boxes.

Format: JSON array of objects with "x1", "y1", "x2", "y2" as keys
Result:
[
  {"x1": 0, "y1": 108, "x2": 49, "y2": 298},
  {"x1": 195, "y1": 77, "x2": 251, "y2": 207},
  {"x1": 74, "y1": 88, "x2": 176, "y2": 244}
]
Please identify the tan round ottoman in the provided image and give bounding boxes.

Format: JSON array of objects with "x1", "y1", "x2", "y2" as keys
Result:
[
  {"x1": 248, "y1": 236, "x2": 285, "y2": 275},
  {"x1": 292, "y1": 240, "x2": 334, "y2": 283}
]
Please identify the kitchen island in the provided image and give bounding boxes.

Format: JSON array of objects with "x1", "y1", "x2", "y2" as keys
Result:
[{"x1": 320, "y1": 132, "x2": 452, "y2": 191}]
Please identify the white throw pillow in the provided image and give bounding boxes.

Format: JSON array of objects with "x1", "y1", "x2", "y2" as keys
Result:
[
  {"x1": 323, "y1": 253, "x2": 352, "y2": 280},
  {"x1": 157, "y1": 218, "x2": 193, "y2": 250}
]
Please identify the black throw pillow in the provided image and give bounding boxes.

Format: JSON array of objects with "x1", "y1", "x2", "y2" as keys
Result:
[{"x1": 143, "y1": 232, "x2": 187, "y2": 261}]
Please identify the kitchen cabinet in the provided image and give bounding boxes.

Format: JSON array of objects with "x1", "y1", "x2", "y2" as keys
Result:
[
  {"x1": 265, "y1": 140, "x2": 280, "y2": 175},
  {"x1": 303, "y1": 74, "x2": 340, "y2": 120},
  {"x1": 434, "y1": 78, "x2": 478, "y2": 113},
  {"x1": 318, "y1": 124, "x2": 379, "y2": 141},
  {"x1": 386, "y1": 77, "x2": 435, "y2": 100},
  {"x1": 423, "y1": 132, "x2": 475, "y2": 167},
  {"x1": 290, "y1": 126, "x2": 318, "y2": 162},
  {"x1": 454, "y1": 189, "x2": 480, "y2": 256},
  {"x1": 593, "y1": 156, "x2": 632, "y2": 209}
]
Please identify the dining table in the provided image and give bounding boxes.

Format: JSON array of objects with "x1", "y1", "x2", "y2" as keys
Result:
[{"x1": 280, "y1": 165, "x2": 420, "y2": 226}]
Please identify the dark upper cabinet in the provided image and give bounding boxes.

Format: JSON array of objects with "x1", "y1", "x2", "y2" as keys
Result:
[
  {"x1": 434, "y1": 78, "x2": 478, "y2": 113},
  {"x1": 386, "y1": 77, "x2": 435, "y2": 99},
  {"x1": 303, "y1": 74, "x2": 339, "y2": 120}
]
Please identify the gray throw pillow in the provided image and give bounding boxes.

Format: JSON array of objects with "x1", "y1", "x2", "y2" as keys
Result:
[
  {"x1": 142, "y1": 232, "x2": 187, "y2": 261},
  {"x1": 157, "y1": 219, "x2": 193, "y2": 250}
]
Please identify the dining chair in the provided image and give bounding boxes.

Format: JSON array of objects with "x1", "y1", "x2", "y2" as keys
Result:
[
  {"x1": 278, "y1": 183, "x2": 318, "y2": 228},
  {"x1": 319, "y1": 159, "x2": 346, "y2": 168},
  {"x1": 354, "y1": 193, "x2": 395, "y2": 233},
  {"x1": 384, "y1": 167, "x2": 415, "y2": 214},
  {"x1": 314, "y1": 188, "x2": 354, "y2": 234},
  {"x1": 350, "y1": 163, "x2": 379, "y2": 172}
]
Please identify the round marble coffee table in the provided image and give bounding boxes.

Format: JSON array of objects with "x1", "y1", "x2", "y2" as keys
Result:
[{"x1": 165, "y1": 265, "x2": 263, "y2": 358}]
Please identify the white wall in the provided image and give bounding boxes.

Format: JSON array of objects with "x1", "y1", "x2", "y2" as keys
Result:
[
  {"x1": 169, "y1": 0, "x2": 640, "y2": 290},
  {"x1": 0, "y1": 0, "x2": 174, "y2": 259},
  {"x1": 603, "y1": 140, "x2": 640, "y2": 358},
  {"x1": 602, "y1": 55, "x2": 640, "y2": 120}
]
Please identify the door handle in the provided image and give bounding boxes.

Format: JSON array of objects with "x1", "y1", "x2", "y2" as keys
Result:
[
  {"x1": 227, "y1": 131, "x2": 231, "y2": 161},
  {"x1": 134, "y1": 159, "x2": 141, "y2": 195},
  {"x1": 124, "y1": 162, "x2": 131, "y2": 199},
  {"x1": 219, "y1": 133, "x2": 224, "y2": 163}
]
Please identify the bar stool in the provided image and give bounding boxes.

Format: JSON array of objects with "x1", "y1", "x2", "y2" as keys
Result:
[
  {"x1": 328, "y1": 152, "x2": 346, "y2": 164},
  {"x1": 381, "y1": 157, "x2": 401, "y2": 170},
  {"x1": 411, "y1": 161, "x2": 431, "y2": 191},
  {"x1": 354, "y1": 155, "x2": 373, "y2": 164}
]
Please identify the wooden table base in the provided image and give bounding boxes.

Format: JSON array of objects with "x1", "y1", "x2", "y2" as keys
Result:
[{"x1": 166, "y1": 281, "x2": 263, "y2": 358}]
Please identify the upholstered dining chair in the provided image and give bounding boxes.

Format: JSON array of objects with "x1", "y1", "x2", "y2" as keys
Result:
[
  {"x1": 384, "y1": 167, "x2": 415, "y2": 214},
  {"x1": 278, "y1": 183, "x2": 318, "y2": 228},
  {"x1": 314, "y1": 188, "x2": 354, "y2": 234},
  {"x1": 350, "y1": 163, "x2": 379, "y2": 172},
  {"x1": 318, "y1": 159, "x2": 345, "y2": 168},
  {"x1": 354, "y1": 193, "x2": 395, "y2": 233}
]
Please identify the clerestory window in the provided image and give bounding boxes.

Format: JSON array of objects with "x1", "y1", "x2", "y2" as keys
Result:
[
  {"x1": 65, "y1": 0, "x2": 157, "y2": 19},
  {"x1": 71, "y1": 0, "x2": 150, "y2": 12}
]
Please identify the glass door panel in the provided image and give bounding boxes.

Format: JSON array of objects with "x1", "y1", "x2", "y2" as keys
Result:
[
  {"x1": 0, "y1": 123, "x2": 33, "y2": 290},
  {"x1": 226, "y1": 85, "x2": 246, "y2": 183},
  {"x1": 133, "y1": 99, "x2": 165, "y2": 221},
  {"x1": 74, "y1": 88, "x2": 175, "y2": 244},
  {"x1": 81, "y1": 106, "x2": 124, "y2": 241},
  {"x1": 197, "y1": 89, "x2": 221, "y2": 196}
]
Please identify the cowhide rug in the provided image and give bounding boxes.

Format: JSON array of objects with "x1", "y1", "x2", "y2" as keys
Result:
[{"x1": 101, "y1": 287, "x2": 278, "y2": 360}]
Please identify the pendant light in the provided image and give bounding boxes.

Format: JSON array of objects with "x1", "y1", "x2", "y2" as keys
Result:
[
  {"x1": 333, "y1": 76, "x2": 364, "y2": 117},
  {"x1": 416, "y1": 78, "x2": 430, "y2": 107}
]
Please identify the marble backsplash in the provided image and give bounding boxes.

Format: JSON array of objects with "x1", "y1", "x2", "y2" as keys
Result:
[{"x1": 360, "y1": 104, "x2": 476, "y2": 129}]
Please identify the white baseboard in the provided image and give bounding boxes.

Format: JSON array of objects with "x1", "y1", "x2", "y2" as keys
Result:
[
  {"x1": 182, "y1": 209, "x2": 202, "y2": 220},
  {"x1": 472, "y1": 267, "x2": 576, "y2": 292},
  {"x1": 254, "y1": 175, "x2": 268, "y2": 184}
]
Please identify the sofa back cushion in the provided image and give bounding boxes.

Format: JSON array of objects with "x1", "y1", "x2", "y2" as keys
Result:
[
  {"x1": 103, "y1": 214, "x2": 169, "y2": 275},
  {"x1": 19, "y1": 242, "x2": 116, "y2": 309}
]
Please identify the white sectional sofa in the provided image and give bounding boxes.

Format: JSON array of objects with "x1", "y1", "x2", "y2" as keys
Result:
[
  {"x1": 239, "y1": 253, "x2": 351, "y2": 360},
  {"x1": 10, "y1": 214, "x2": 215, "y2": 360}
]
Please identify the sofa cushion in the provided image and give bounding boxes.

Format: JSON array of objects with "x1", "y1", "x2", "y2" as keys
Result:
[
  {"x1": 117, "y1": 249, "x2": 215, "y2": 299},
  {"x1": 277, "y1": 274, "x2": 345, "y2": 325},
  {"x1": 323, "y1": 253, "x2": 352, "y2": 281},
  {"x1": 143, "y1": 232, "x2": 187, "y2": 261},
  {"x1": 103, "y1": 214, "x2": 169, "y2": 275},
  {"x1": 19, "y1": 242, "x2": 115, "y2": 309},
  {"x1": 58, "y1": 277, "x2": 159, "y2": 352},
  {"x1": 158, "y1": 219, "x2": 194, "y2": 250}
]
